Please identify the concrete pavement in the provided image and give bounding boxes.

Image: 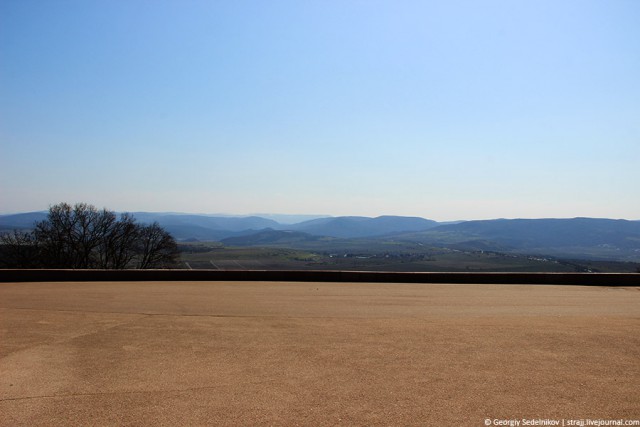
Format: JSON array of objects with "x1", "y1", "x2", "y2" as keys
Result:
[{"x1": 1, "y1": 281, "x2": 639, "y2": 425}]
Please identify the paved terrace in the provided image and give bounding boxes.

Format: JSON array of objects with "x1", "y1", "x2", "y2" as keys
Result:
[{"x1": 1, "y1": 278, "x2": 639, "y2": 425}]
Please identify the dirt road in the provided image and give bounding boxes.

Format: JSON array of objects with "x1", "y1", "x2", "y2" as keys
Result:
[{"x1": 1, "y1": 281, "x2": 638, "y2": 426}]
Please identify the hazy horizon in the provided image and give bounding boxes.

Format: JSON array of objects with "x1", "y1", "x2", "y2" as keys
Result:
[
  {"x1": 1, "y1": 206, "x2": 638, "y2": 223},
  {"x1": 2, "y1": 1, "x2": 639, "y2": 220}
]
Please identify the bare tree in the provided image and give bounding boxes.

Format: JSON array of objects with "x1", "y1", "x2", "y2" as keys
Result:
[
  {"x1": 33, "y1": 203, "x2": 77, "y2": 268},
  {"x1": 97, "y1": 213, "x2": 139, "y2": 269},
  {"x1": 1, "y1": 202, "x2": 179, "y2": 269},
  {"x1": 33, "y1": 203, "x2": 115, "y2": 268},
  {"x1": 135, "y1": 222, "x2": 179, "y2": 269},
  {"x1": 0, "y1": 230, "x2": 40, "y2": 268}
]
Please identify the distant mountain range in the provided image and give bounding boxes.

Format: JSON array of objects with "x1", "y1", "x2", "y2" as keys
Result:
[
  {"x1": 1, "y1": 212, "x2": 639, "y2": 262},
  {"x1": 395, "y1": 218, "x2": 640, "y2": 261},
  {"x1": 285, "y1": 215, "x2": 439, "y2": 238},
  {"x1": 0, "y1": 212, "x2": 48, "y2": 229}
]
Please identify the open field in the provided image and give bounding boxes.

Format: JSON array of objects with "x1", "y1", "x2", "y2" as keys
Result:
[
  {"x1": 1, "y1": 281, "x2": 639, "y2": 426},
  {"x1": 180, "y1": 244, "x2": 640, "y2": 273}
]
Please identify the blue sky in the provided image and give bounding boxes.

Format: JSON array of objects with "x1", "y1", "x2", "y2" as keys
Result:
[{"x1": 1, "y1": 0, "x2": 638, "y2": 220}]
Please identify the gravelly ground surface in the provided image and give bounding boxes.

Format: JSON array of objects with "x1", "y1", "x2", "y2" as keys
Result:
[{"x1": 1, "y1": 281, "x2": 639, "y2": 426}]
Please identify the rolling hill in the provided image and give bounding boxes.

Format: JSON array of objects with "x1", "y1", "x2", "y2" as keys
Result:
[
  {"x1": 398, "y1": 218, "x2": 640, "y2": 261},
  {"x1": 288, "y1": 215, "x2": 439, "y2": 238},
  {"x1": 221, "y1": 229, "x2": 321, "y2": 246},
  {"x1": 0, "y1": 212, "x2": 47, "y2": 231},
  {"x1": 130, "y1": 213, "x2": 280, "y2": 232},
  {"x1": 3, "y1": 211, "x2": 639, "y2": 262},
  {"x1": 128, "y1": 213, "x2": 281, "y2": 241}
]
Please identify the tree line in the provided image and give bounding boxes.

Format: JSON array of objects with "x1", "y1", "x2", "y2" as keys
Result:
[{"x1": 0, "y1": 203, "x2": 179, "y2": 269}]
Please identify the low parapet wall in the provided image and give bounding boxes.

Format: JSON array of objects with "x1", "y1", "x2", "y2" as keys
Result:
[{"x1": 1, "y1": 269, "x2": 639, "y2": 286}]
